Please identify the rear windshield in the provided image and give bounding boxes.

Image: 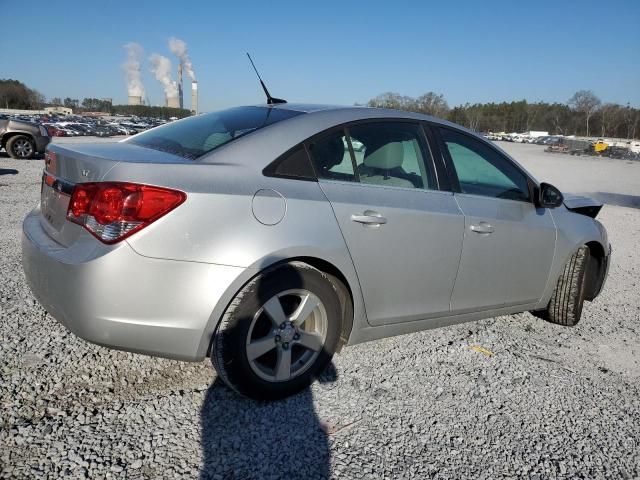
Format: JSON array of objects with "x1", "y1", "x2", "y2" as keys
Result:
[{"x1": 128, "y1": 106, "x2": 303, "y2": 160}]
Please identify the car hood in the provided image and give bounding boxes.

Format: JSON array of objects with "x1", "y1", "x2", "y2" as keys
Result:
[{"x1": 563, "y1": 193, "x2": 603, "y2": 218}]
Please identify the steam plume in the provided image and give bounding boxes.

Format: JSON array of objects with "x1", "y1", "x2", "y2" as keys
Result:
[
  {"x1": 122, "y1": 42, "x2": 145, "y2": 97},
  {"x1": 149, "y1": 54, "x2": 178, "y2": 99},
  {"x1": 168, "y1": 37, "x2": 196, "y2": 81}
]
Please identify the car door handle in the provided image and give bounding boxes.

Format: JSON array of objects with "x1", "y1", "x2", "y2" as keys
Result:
[
  {"x1": 351, "y1": 211, "x2": 387, "y2": 225},
  {"x1": 470, "y1": 222, "x2": 494, "y2": 234}
]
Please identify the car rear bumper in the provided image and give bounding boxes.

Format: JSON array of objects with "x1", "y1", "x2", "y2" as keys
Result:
[{"x1": 22, "y1": 208, "x2": 246, "y2": 361}]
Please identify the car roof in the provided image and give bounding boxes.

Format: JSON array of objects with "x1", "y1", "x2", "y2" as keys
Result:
[
  {"x1": 201, "y1": 103, "x2": 456, "y2": 164},
  {"x1": 204, "y1": 103, "x2": 538, "y2": 183},
  {"x1": 263, "y1": 102, "x2": 444, "y2": 122}
]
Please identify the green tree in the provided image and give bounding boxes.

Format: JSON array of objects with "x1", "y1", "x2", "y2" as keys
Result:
[{"x1": 0, "y1": 79, "x2": 45, "y2": 109}]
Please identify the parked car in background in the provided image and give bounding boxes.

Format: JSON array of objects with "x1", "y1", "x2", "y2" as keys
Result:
[
  {"x1": 22, "y1": 104, "x2": 611, "y2": 400},
  {"x1": 1, "y1": 118, "x2": 50, "y2": 159}
]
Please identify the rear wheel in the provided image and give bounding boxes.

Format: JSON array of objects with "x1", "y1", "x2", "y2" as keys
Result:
[
  {"x1": 212, "y1": 262, "x2": 342, "y2": 400},
  {"x1": 6, "y1": 135, "x2": 36, "y2": 159},
  {"x1": 534, "y1": 246, "x2": 590, "y2": 326}
]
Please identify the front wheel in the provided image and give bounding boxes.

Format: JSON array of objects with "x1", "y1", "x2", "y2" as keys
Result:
[
  {"x1": 6, "y1": 135, "x2": 36, "y2": 159},
  {"x1": 533, "y1": 246, "x2": 590, "y2": 326},
  {"x1": 212, "y1": 262, "x2": 342, "y2": 400}
]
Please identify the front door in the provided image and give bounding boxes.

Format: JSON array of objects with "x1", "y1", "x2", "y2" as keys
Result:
[{"x1": 437, "y1": 127, "x2": 556, "y2": 312}]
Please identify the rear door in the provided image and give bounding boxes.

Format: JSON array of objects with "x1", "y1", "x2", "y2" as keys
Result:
[
  {"x1": 436, "y1": 127, "x2": 556, "y2": 312},
  {"x1": 308, "y1": 121, "x2": 465, "y2": 326}
]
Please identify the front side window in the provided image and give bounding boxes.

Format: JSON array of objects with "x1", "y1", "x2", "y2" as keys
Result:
[
  {"x1": 129, "y1": 106, "x2": 303, "y2": 160},
  {"x1": 440, "y1": 128, "x2": 530, "y2": 201}
]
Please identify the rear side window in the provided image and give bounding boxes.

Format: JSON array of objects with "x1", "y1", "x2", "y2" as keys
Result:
[
  {"x1": 263, "y1": 146, "x2": 315, "y2": 180},
  {"x1": 307, "y1": 122, "x2": 436, "y2": 190},
  {"x1": 308, "y1": 130, "x2": 356, "y2": 182},
  {"x1": 348, "y1": 122, "x2": 434, "y2": 190},
  {"x1": 440, "y1": 128, "x2": 531, "y2": 201},
  {"x1": 129, "y1": 106, "x2": 303, "y2": 160}
]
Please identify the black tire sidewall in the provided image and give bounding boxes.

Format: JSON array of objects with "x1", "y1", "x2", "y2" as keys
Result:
[
  {"x1": 214, "y1": 264, "x2": 341, "y2": 400},
  {"x1": 7, "y1": 135, "x2": 35, "y2": 159}
]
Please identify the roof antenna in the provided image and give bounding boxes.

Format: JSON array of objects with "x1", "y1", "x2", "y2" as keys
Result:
[{"x1": 246, "y1": 53, "x2": 287, "y2": 105}]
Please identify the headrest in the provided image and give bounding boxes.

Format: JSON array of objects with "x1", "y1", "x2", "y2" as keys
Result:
[
  {"x1": 364, "y1": 142, "x2": 403, "y2": 170},
  {"x1": 314, "y1": 137, "x2": 344, "y2": 171}
]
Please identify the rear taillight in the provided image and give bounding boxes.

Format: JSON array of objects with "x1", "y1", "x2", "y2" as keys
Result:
[{"x1": 66, "y1": 182, "x2": 186, "y2": 244}]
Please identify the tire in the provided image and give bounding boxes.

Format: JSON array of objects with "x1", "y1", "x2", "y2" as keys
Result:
[
  {"x1": 536, "y1": 246, "x2": 590, "y2": 326},
  {"x1": 212, "y1": 262, "x2": 342, "y2": 400},
  {"x1": 6, "y1": 135, "x2": 36, "y2": 159}
]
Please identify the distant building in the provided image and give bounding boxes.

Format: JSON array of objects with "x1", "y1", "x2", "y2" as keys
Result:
[
  {"x1": 82, "y1": 111, "x2": 110, "y2": 117},
  {"x1": 526, "y1": 131, "x2": 549, "y2": 138},
  {"x1": 166, "y1": 96, "x2": 180, "y2": 109},
  {"x1": 44, "y1": 106, "x2": 73, "y2": 115}
]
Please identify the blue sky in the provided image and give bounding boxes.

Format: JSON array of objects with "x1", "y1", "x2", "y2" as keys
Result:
[{"x1": 1, "y1": 0, "x2": 638, "y2": 112}]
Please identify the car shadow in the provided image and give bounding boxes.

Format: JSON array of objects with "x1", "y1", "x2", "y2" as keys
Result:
[
  {"x1": 199, "y1": 364, "x2": 336, "y2": 479},
  {"x1": 200, "y1": 260, "x2": 339, "y2": 479},
  {"x1": 0, "y1": 168, "x2": 19, "y2": 175},
  {"x1": 587, "y1": 192, "x2": 640, "y2": 210}
]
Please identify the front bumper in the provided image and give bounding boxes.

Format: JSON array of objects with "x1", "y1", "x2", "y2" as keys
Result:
[{"x1": 22, "y1": 209, "x2": 245, "y2": 361}]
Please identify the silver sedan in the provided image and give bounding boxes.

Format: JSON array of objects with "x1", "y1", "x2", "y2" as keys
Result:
[{"x1": 22, "y1": 104, "x2": 611, "y2": 400}]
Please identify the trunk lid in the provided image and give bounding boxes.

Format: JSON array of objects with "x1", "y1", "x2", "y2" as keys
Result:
[{"x1": 40, "y1": 142, "x2": 188, "y2": 247}]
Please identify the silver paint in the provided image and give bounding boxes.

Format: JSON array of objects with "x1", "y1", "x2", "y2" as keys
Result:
[{"x1": 22, "y1": 104, "x2": 610, "y2": 361}]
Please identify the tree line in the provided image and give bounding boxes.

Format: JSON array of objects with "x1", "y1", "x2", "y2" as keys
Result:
[
  {"x1": 0, "y1": 79, "x2": 46, "y2": 110},
  {"x1": 367, "y1": 90, "x2": 640, "y2": 139},
  {"x1": 3, "y1": 78, "x2": 638, "y2": 136}
]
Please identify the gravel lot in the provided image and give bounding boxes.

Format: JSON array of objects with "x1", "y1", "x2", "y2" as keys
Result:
[{"x1": 1, "y1": 140, "x2": 639, "y2": 479}]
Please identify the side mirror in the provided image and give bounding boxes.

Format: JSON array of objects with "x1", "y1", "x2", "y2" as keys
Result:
[{"x1": 537, "y1": 182, "x2": 564, "y2": 208}]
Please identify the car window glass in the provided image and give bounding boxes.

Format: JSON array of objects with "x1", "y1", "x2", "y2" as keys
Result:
[
  {"x1": 267, "y1": 146, "x2": 315, "y2": 180},
  {"x1": 129, "y1": 106, "x2": 303, "y2": 160},
  {"x1": 308, "y1": 130, "x2": 356, "y2": 182},
  {"x1": 440, "y1": 128, "x2": 530, "y2": 201},
  {"x1": 348, "y1": 123, "x2": 433, "y2": 190}
]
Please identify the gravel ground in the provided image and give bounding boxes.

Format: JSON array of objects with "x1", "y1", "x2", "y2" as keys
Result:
[{"x1": 1, "y1": 142, "x2": 639, "y2": 479}]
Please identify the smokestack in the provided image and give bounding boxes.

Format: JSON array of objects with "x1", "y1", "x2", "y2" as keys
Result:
[
  {"x1": 191, "y1": 81, "x2": 198, "y2": 115},
  {"x1": 177, "y1": 63, "x2": 184, "y2": 109},
  {"x1": 122, "y1": 42, "x2": 145, "y2": 100},
  {"x1": 128, "y1": 96, "x2": 142, "y2": 106}
]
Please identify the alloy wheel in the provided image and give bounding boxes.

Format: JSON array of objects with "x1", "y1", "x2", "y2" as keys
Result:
[
  {"x1": 246, "y1": 289, "x2": 328, "y2": 382},
  {"x1": 13, "y1": 138, "x2": 34, "y2": 158}
]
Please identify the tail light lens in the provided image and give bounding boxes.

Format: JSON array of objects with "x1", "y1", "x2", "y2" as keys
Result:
[{"x1": 66, "y1": 182, "x2": 186, "y2": 244}]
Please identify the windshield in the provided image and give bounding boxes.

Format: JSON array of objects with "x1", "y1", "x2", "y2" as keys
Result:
[{"x1": 128, "y1": 106, "x2": 303, "y2": 160}]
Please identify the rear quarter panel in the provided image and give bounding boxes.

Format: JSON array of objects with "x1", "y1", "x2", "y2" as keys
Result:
[{"x1": 103, "y1": 162, "x2": 367, "y2": 355}]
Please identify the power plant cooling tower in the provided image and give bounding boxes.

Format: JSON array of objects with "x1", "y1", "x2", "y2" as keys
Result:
[
  {"x1": 191, "y1": 81, "x2": 198, "y2": 115},
  {"x1": 128, "y1": 95, "x2": 142, "y2": 106},
  {"x1": 166, "y1": 96, "x2": 180, "y2": 109}
]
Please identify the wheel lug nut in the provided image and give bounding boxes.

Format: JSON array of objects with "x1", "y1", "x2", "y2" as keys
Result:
[
  {"x1": 293, "y1": 333, "x2": 300, "y2": 340},
  {"x1": 275, "y1": 335, "x2": 281, "y2": 342}
]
